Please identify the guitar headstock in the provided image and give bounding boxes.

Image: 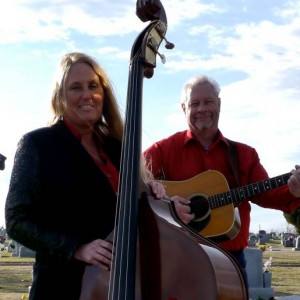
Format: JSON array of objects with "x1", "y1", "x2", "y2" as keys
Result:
[{"x1": 133, "y1": 0, "x2": 174, "y2": 78}]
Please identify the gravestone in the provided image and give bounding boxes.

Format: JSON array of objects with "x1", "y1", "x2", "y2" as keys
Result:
[
  {"x1": 244, "y1": 247, "x2": 275, "y2": 300},
  {"x1": 292, "y1": 236, "x2": 300, "y2": 251},
  {"x1": 248, "y1": 235, "x2": 256, "y2": 247},
  {"x1": 19, "y1": 246, "x2": 35, "y2": 258},
  {"x1": 257, "y1": 230, "x2": 271, "y2": 245},
  {"x1": 283, "y1": 238, "x2": 294, "y2": 247},
  {"x1": 11, "y1": 241, "x2": 21, "y2": 257}
]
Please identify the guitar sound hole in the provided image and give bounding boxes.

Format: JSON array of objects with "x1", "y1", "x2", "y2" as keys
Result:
[
  {"x1": 189, "y1": 195, "x2": 210, "y2": 220},
  {"x1": 188, "y1": 195, "x2": 210, "y2": 232}
]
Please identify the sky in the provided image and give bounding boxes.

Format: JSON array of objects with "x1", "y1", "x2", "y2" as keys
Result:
[{"x1": 1, "y1": 0, "x2": 300, "y2": 234}]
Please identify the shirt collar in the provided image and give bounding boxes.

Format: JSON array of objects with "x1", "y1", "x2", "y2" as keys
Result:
[
  {"x1": 63, "y1": 120, "x2": 110, "y2": 160},
  {"x1": 63, "y1": 119, "x2": 81, "y2": 140},
  {"x1": 62, "y1": 119, "x2": 103, "y2": 143},
  {"x1": 184, "y1": 129, "x2": 229, "y2": 148}
]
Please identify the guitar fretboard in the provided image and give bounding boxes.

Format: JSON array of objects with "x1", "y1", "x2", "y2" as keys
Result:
[{"x1": 209, "y1": 173, "x2": 291, "y2": 209}]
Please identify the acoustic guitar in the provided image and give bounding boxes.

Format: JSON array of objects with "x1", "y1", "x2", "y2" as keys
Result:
[{"x1": 159, "y1": 170, "x2": 291, "y2": 242}]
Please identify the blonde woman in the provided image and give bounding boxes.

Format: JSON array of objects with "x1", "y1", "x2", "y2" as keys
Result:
[{"x1": 5, "y1": 52, "x2": 164, "y2": 300}]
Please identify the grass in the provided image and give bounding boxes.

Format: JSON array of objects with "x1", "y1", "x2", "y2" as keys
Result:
[
  {"x1": 263, "y1": 239, "x2": 300, "y2": 298},
  {"x1": 0, "y1": 252, "x2": 33, "y2": 300},
  {"x1": 1, "y1": 241, "x2": 300, "y2": 299}
]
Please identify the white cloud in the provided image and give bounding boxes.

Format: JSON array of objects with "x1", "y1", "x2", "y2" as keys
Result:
[
  {"x1": 164, "y1": 15, "x2": 300, "y2": 77},
  {"x1": 96, "y1": 47, "x2": 130, "y2": 61},
  {"x1": 274, "y1": 1, "x2": 300, "y2": 19},
  {"x1": 0, "y1": 0, "x2": 144, "y2": 44},
  {"x1": 166, "y1": 0, "x2": 225, "y2": 24},
  {"x1": 0, "y1": 0, "x2": 228, "y2": 45},
  {"x1": 189, "y1": 24, "x2": 217, "y2": 35},
  {"x1": 0, "y1": 2, "x2": 68, "y2": 43}
]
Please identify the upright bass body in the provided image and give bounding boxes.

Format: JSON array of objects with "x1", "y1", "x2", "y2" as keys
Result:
[
  {"x1": 80, "y1": 191, "x2": 248, "y2": 300},
  {"x1": 80, "y1": 1, "x2": 248, "y2": 299},
  {"x1": 137, "y1": 193, "x2": 248, "y2": 300}
]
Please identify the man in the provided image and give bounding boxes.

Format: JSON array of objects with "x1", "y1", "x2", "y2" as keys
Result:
[{"x1": 143, "y1": 75, "x2": 300, "y2": 274}]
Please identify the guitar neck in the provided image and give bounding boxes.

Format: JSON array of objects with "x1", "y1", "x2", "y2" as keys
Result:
[{"x1": 209, "y1": 173, "x2": 291, "y2": 209}]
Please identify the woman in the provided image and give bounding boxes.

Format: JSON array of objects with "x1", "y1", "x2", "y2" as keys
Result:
[{"x1": 5, "y1": 52, "x2": 164, "y2": 300}]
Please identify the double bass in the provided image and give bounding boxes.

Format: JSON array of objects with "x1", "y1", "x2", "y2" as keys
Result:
[{"x1": 80, "y1": 1, "x2": 248, "y2": 299}]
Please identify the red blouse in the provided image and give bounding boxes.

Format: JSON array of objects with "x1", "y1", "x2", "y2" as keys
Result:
[{"x1": 63, "y1": 120, "x2": 119, "y2": 194}]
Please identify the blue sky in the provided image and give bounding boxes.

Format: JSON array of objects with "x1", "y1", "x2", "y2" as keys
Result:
[{"x1": 1, "y1": 0, "x2": 300, "y2": 233}]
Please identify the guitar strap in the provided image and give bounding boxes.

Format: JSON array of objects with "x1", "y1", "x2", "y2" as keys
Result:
[{"x1": 226, "y1": 139, "x2": 240, "y2": 189}]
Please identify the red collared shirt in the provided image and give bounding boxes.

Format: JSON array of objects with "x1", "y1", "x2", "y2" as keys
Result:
[
  {"x1": 143, "y1": 129, "x2": 300, "y2": 251},
  {"x1": 63, "y1": 120, "x2": 119, "y2": 194}
]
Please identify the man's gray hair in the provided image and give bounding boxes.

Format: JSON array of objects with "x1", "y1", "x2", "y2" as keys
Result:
[{"x1": 180, "y1": 75, "x2": 221, "y2": 104}]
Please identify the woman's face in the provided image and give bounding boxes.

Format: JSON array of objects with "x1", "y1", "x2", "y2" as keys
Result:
[{"x1": 63, "y1": 62, "x2": 104, "y2": 129}]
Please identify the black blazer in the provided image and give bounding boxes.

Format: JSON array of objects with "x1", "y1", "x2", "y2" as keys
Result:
[{"x1": 5, "y1": 121, "x2": 121, "y2": 265}]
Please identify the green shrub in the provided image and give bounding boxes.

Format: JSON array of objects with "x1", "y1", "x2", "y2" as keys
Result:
[{"x1": 258, "y1": 245, "x2": 267, "y2": 251}]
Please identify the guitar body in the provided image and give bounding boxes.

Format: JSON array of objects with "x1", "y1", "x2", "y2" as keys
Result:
[
  {"x1": 80, "y1": 192, "x2": 248, "y2": 300},
  {"x1": 160, "y1": 170, "x2": 241, "y2": 242}
]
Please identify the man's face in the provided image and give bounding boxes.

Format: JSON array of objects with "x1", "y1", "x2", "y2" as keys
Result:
[{"x1": 182, "y1": 82, "x2": 221, "y2": 134}]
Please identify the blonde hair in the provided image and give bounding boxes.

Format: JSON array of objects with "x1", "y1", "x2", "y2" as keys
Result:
[
  {"x1": 49, "y1": 52, "x2": 123, "y2": 142},
  {"x1": 49, "y1": 52, "x2": 154, "y2": 183}
]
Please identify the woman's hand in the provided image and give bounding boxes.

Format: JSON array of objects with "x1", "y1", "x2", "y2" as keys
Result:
[
  {"x1": 171, "y1": 195, "x2": 195, "y2": 224},
  {"x1": 74, "y1": 239, "x2": 113, "y2": 271},
  {"x1": 147, "y1": 180, "x2": 166, "y2": 199}
]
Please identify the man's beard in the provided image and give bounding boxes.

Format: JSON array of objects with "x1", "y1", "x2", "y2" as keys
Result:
[{"x1": 195, "y1": 119, "x2": 213, "y2": 130}]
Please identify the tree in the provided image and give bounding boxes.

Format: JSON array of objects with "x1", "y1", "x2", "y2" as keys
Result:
[{"x1": 284, "y1": 207, "x2": 300, "y2": 234}]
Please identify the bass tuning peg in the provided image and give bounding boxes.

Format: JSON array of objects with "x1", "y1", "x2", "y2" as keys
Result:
[{"x1": 163, "y1": 36, "x2": 175, "y2": 50}]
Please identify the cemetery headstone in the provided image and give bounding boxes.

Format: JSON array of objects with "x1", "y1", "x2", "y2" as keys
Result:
[
  {"x1": 292, "y1": 236, "x2": 300, "y2": 251},
  {"x1": 19, "y1": 246, "x2": 35, "y2": 258},
  {"x1": 244, "y1": 247, "x2": 275, "y2": 300}
]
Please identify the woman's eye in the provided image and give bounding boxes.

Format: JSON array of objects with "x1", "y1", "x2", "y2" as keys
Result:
[{"x1": 90, "y1": 83, "x2": 101, "y2": 89}]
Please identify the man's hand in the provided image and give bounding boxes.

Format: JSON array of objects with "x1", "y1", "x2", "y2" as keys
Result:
[
  {"x1": 289, "y1": 165, "x2": 300, "y2": 198},
  {"x1": 171, "y1": 195, "x2": 195, "y2": 224}
]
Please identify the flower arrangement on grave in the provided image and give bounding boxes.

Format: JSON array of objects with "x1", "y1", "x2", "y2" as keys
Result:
[{"x1": 263, "y1": 257, "x2": 273, "y2": 272}]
